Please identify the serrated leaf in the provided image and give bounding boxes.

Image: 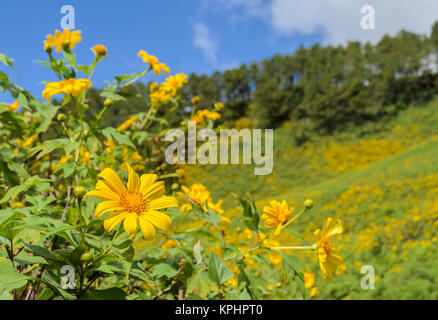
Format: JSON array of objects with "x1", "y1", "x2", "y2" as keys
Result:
[{"x1": 208, "y1": 252, "x2": 233, "y2": 285}]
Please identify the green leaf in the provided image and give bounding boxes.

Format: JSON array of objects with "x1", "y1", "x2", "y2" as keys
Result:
[
  {"x1": 41, "y1": 272, "x2": 75, "y2": 300},
  {"x1": 102, "y1": 127, "x2": 136, "y2": 149},
  {"x1": 150, "y1": 263, "x2": 178, "y2": 279},
  {"x1": 208, "y1": 252, "x2": 233, "y2": 285},
  {"x1": 100, "y1": 88, "x2": 126, "y2": 101},
  {"x1": 0, "y1": 175, "x2": 50, "y2": 204},
  {"x1": 186, "y1": 267, "x2": 214, "y2": 299},
  {"x1": 0, "y1": 258, "x2": 32, "y2": 291},
  {"x1": 279, "y1": 252, "x2": 304, "y2": 281},
  {"x1": 80, "y1": 288, "x2": 127, "y2": 300}
]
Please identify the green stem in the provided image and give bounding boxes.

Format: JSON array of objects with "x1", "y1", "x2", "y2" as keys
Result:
[{"x1": 282, "y1": 207, "x2": 307, "y2": 229}]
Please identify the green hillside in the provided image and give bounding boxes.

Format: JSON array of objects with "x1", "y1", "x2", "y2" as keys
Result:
[{"x1": 183, "y1": 98, "x2": 438, "y2": 299}]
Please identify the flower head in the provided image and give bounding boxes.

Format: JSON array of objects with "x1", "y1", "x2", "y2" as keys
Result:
[
  {"x1": 84, "y1": 163, "x2": 178, "y2": 240},
  {"x1": 137, "y1": 50, "x2": 170, "y2": 76},
  {"x1": 44, "y1": 29, "x2": 82, "y2": 53},
  {"x1": 7, "y1": 101, "x2": 19, "y2": 112},
  {"x1": 261, "y1": 200, "x2": 294, "y2": 237},
  {"x1": 191, "y1": 96, "x2": 201, "y2": 105},
  {"x1": 314, "y1": 217, "x2": 344, "y2": 281},
  {"x1": 42, "y1": 78, "x2": 92, "y2": 101},
  {"x1": 179, "y1": 184, "x2": 211, "y2": 212},
  {"x1": 303, "y1": 269, "x2": 316, "y2": 289},
  {"x1": 214, "y1": 102, "x2": 224, "y2": 111},
  {"x1": 91, "y1": 44, "x2": 107, "y2": 56}
]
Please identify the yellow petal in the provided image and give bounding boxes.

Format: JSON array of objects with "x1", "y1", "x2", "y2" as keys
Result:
[
  {"x1": 123, "y1": 212, "x2": 138, "y2": 234},
  {"x1": 273, "y1": 224, "x2": 282, "y2": 237},
  {"x1": 94, "y1": 200, "x2": 121, "y2": 218},
  {"x1": 103, "y1": 211, "x2": 127, "y2": 232},
  {"x1": 140, "y1": 181, "x2": 165, "y2": 200},
  {"x1": 121, "y1": 163, "x2": 140, "y2": 192},
  {"x1": 142, "y1": 210, "x2": 172, "y2": 233},
  {"x1": 149, "y1": 196, "x2": 178, "y2": 211},
  {"x1": 98, "y1": 168, "x2": 126, "y2": 195},
  {"x1": 84, "y1": 185, "x2": 119, "y2": 201},
  {"x1": 139, "y1": 174, "x2": 157, "y2": 192},
  {"x1": 139, "y1": 216, "x2": 156, "y2": 240}
]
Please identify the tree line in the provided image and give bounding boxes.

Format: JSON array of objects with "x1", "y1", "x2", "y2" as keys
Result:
[{"x1": 87, "y1": 22, "x2": 438, "y2": 137}]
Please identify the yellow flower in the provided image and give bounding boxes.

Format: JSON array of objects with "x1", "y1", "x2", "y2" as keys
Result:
[
  {"x1": 11, "y1": 201, "x2": 24, "y2": 208},
  {"x1": 199, "y1": 110, "x2": 221, "y2": 121},
  {"x1": 303, "y1": 269, "x2": 316, "y2": 289},
  {"x1": 261, "y1": 200, "x2": 294, "y2": 237},
  {"x1": 180, "y1": 184, "x2": 211, "y2": 211},
  {"x1": 7, "y1": 101, "x2": 19, "y2": 111},
  {"x1": 22, "y1": 134, "x2": 38, "y2": 147},
  {"x1": 117, "y1": 115, "x2": 138, "y2": 131},
  {"x1": 310, "y1": 287, "x2": 319, "y2": 298},
  {"x1": 214, "y1": 102, "x2": 224, "y2": 111},
  {"x1": 137, "y1": 50, "x2": 170, "y2": 76},
  {"x1": 191, "y1": 96, "x2": 201, "y2": 105},
  {"x1": 161, "y1": 239, "x2": 178, "y2": 250},
  {"x1": 163, "y1": 73, "x2": 187, "y2": 93},
  {"x1": 314, "y1": 217, "x2": 344, "y2": 281},
  {"x1": 149, "y1": 82, "x2": 159, "y2": 92},
  {"x1": 84, "y1": 162, "x2": 178, "y2": 240},
  {"x1": 104, "y1": 138, "x2": 116, "y2": 153},
  {"x1": 42, "y1": 78, "x2": 92, "y2": 101},
  {"x1": 191, "y1": 110, "x2": 221, "y2": 124},
  {"x1": 192, "y1": 114, "x2": 204, "y2": 124},
  {"x1": 51, "y1": 155, "x2": 70, "y2": 171},
  {"x1": 208, "y1": 199, "x2": 231, "y2": 224},
  {"x1": 91, "y1": 44, "x2": 107, "y2": 56},
  {"x1": 44, "y1": 29, "x2": 82, "y2": 53}
]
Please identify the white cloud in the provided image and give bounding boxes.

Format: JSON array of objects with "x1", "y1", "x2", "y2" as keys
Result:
[
  {"x1": 202, "y1": 0, "x2": 438, "y2": 45},
  {"x1": 269, "y1": 0, "x2": 438, "y2": 44},
  {"x1": 193, "y1": 22, "x2": 218, "y2": 65}
]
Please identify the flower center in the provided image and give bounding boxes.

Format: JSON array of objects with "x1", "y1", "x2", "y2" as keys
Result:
[
  {"x1": 323, "y1": 241, "x2": 332, "y2": 255},
  {"x1": 119, "y1": 191, "x2": 148, "y2": 215},
  {"x1": 278, "y1": 211, "x2": 290, "y2": 223}
]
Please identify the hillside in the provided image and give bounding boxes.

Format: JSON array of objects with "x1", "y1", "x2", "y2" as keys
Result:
[{"x1": 183, "y1": 98, "x2": 438, "y2": 299}]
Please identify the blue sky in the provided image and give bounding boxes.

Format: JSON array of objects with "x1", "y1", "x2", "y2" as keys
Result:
[{"x1": 1, "y1": 0, "x2": 438, "y2": 102}]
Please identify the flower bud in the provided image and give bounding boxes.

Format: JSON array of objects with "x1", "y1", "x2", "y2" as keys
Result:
[
  {"x1": 91, "y1": 44, "x2": 107, "y2": 57},
  {"x1": 171, "y1": 183, "x2": 179, "y2": 191},
  {"x1": 304, "y1": 199, "x2": 314, "y2": 209},
  {"x1": 56, "y1": 113, "x2": 67, "y2": 122},
  {"x1": 104, "y1": 98, "x2": 114, "y2": 107},
  {"x1": 80, "y1": 252, "x2": 93, "y2": 263},
  {"x1": 73, "y1": 186, "x2": 87, "y2": 199}
]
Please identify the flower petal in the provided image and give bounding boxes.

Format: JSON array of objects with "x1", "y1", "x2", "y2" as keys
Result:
[
  {"x1": 94, "y1": 200, "x2": 121, "y2": 218},
  {"x1": 139, "y1": 216, "x2": 156, "y2": 240},
  {"x1": 122, "y1": 162, "x2": 140, "y2": 192},
  {"x1": 98, "y1": 168, "x2": 126, "y2": 195},
  {"x1": 103, "y1": 211, "x2": 127, "y2": 232},
  {"x1": 140, "y1": 181, "x2": 165, "y2": 200},
  {"x1": 142, "y1": 210, "x2": 172, "y2": 233},
  {"x1": 123, "y1": 212, "x2": 138, "y2": 234},
  {"x1": 149, "y1": 196, "x2": 178, "y2": 211},
  {"x1": 139, "y1": 174, "x2": 157, "y2": 193}
]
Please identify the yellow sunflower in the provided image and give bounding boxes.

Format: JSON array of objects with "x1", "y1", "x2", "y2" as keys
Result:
[
  {"x1": 261, "y1": 200, "x2": 294, "y2": 237},
  {"x1": 84, "y1": 163, "x2": 178, "y2": 240},
  {"x1": 314, "y1": 217, "x2": 344, "y2": 281}
]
